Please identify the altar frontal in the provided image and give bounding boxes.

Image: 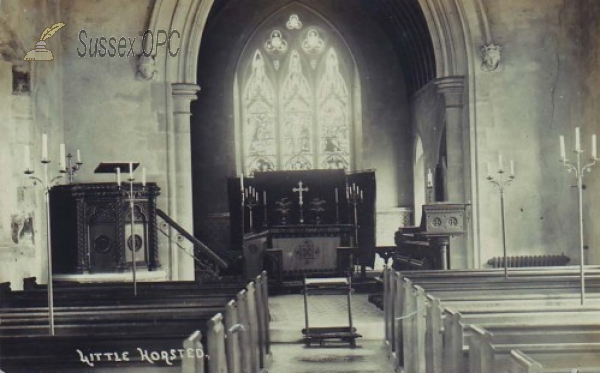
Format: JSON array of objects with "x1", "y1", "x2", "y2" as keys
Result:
[{"x1": 228, "y1": 169, "x2": 375, "y2": 279}]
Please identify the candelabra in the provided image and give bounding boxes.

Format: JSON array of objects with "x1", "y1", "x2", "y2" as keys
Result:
[
  {"x1": 244, "y1": 186, "x2": 260, "y2": 232},
  {"x1": 559, "y1": 127, "x2": 597, "y2": 305},
  {"x1": 64, "y1": 152, "x2": 83, "y2": 184},
  {"x1": 115, "y1": 163, "x2": 146, "y2": 296},
  {"x1": 24, "y1": 155, "x2": 64, "y2": 336},
  {"x1": 347, "y1": 183, "x2": 363, "y2": 246},
  {"x1": 486, "y1": 155, "x2": 516, "y2": 279}
]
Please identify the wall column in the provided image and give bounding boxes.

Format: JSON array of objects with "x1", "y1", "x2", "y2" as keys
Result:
[
  {"x1": 435, "y1": 76, "x2": 468, "y2": 268},
  {"x1": 171, "y1": 83, "x2": 200, "y2": 280}
]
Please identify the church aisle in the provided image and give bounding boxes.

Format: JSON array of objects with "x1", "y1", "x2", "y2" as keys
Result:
[{"x1": 268, "y1": 293, "x2": 394, "y2": 373}]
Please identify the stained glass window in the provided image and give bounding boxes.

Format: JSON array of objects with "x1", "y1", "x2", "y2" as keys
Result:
[{"x1": 238, "y1": 13, "x2": 357, "y2": 175}]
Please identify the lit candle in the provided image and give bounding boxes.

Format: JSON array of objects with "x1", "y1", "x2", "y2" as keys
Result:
[
  {"x1": 335, "y1": 188, "x2": 338, "y2": 203},
  {"x1": 42, "y1": 134, "x2": 48, "y2": 160},
  {"x1": 76, "y1": 149, "x2": 81, "y2": 163},
  {"x1": 486, "y1": 162, "x2": 492, "y2": 178},
  {"x1": 498, "y1": 154, "x2": 504, "y2": 171},
  {"x1": 575, "y1": 127, "x2": 581, "y2": 152},
  {"x1": 560, "y1": 135, "x2": 566, "y2": 160},
  {"x1": 142, "y1": 167, "x2": 147, "y2": 186},
  {"x1": 510, "y1": 160, "x2": 515, "y2": 176},
  {"x1": 59, "y1": 144, "x2": 66, "y2": 170},
  {"x1": 116, "y1": 167, "x2": 121, "y2": 186},
  {"x1": 592, "y1": 134, "x2": 597, "y2": 160},
  {"x1": 129, "y1": 162, "x2": 134, "y2": 180},
  {"x1": 24, "y1": 145, "x2": 31, "y2": 171}
]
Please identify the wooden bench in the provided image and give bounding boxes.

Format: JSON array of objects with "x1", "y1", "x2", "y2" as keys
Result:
[
  {"x1": 381, "y1": 267, "x2": 600, "y2": 373},
  {"x1": 469, "y1": 326, "x2": 600, "y2": 373},
  {"x1": 508, "y1": 349, "x2": 600, "y2": 373},
  {"x1": 0, "y1": 272, "x2": 271, "y2": 373}
]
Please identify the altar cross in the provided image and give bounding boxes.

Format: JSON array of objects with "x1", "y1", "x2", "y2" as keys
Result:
[
  {"x1": 293, "y1": 181, "x2": 309, "y2": 224},
  {"x1": 292, "y1": 181, "x2": 309, "y2": 206}
]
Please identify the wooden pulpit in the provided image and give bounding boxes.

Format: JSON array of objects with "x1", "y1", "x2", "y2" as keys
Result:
[{"x1": 49, "y1": 183, "x2": 161, "y2": 274}]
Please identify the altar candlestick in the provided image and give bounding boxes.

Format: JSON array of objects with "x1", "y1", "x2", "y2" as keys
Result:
[
  {"x1": 346, "y1": 186, "x2": 349, "y2": 199},
  {"x1": 427, "y1": 168, "x2": 433, "y2": 187},
  {"x1": 335, "y1": 188, "x2": 338, "y2": 203},
  {"x1": 116, "y1": 167, "x2": 121, "y2": 186},
  {"x1": 560, "y1": 136, "x2": 566, "y2": 160},
  {"x1": 129, "y1": 162, "x2": 133, "y2": 180},
  {"x1": 142, "y1": 167, "x2": 147, "y2": 186},
  {"x1": 360, "y1": 190, "x2": 363, "y2": 200},
  {"x1": 245, "y1": 189, "x2": 248, "y2": 198},
  {"x1": 263, "y1": 191, "x2": 267, "y2": 204},
  {"x1": 575, "y1": 127, "x2": 581, "y2": 152},
  {"x1": 240, "y1": 174, "x2": 244, "y2": 191},
  {"x1": 59, "y1": 144, "x2": 66, "y2": 170},
  {"x1": 76, "y1": 149, "x2": 81, "y2": 163},
  {"x1": 499, "y1": 154, "x2": 504, "y2": 171},
  {"x1": 24, "y1": 145, "x2": 32, "y2": 172},
  {"x1": 510, "y1": 160, "x2": 515, "y2": 177},
  {"x1": 42, "y1": 134, "x2": 48, "y2": 160},
  {"x1": 592, "y1": 134, "x2": 597, "y2": 159}
]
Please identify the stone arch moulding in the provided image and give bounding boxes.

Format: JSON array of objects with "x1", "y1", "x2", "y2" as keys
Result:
[
  {"x1": 416, "y1": 0, "x2": 493, "y2": 267},
  {"x1": 147, "y1": 0, "x2": 494, "y2": 269}
]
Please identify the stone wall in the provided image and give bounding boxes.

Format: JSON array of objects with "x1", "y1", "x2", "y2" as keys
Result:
[
  {"x1": 472, "y1": 0, "x2": 585, "y2": 266},
  {"x1": 581, "y1": 0, "x2": 600, "y2": 265},
  {"x1": 0, "y1": 0, "x2": 64, "y2": 288}
]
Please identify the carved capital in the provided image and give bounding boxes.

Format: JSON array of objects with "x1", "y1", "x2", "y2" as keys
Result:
[
  {"x1": 172, "y1": 83, "x2": 200, "y2": 115},
  {"x1": 434, "y1": 77, "x2": 464, "y2": 108},
  {"x1": 480, "y1": 43, "x2": 501, "y2": 72}
]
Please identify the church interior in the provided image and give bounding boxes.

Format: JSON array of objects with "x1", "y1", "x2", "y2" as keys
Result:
[{"x1": 1, "y1": 0, "x2": 600, "y2": 372}]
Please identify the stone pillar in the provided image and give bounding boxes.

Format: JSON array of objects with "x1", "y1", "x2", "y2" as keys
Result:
[
  {"x1": 435, "y1": 77, "x2": 467, "y2": 268},
  {"x1": 171, "y1": 83, "x2": 200, "y2": 280},
  {"x1": 435, "y1": 77, "x2": 466, "y2": 203}
]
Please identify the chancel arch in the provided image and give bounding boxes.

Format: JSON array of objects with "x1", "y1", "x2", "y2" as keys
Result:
[{"x1": 143, "y1": 0, "x2": 495, "y2": 272}]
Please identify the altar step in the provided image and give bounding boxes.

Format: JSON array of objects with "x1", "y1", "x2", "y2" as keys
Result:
[{"x1": 269, "y1": 271, "x2": 383, "y2": 295}]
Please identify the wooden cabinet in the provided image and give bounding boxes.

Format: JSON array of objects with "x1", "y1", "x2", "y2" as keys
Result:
[{"x1": 49, "y1": 183, "x2": 160, "y2": 274}]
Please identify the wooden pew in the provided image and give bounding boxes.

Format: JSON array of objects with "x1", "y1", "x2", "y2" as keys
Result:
[
  {"x1": 469, "y1": 326, "x2": 600, "y2": 373},
  {"x1": 0, "y1": 273, "x2": 271, "y2": 373},
  {"x1": 381, "y1": 267, "x2": 600, "y2": 373},
  {"x1": 507, "y1": 349, "x2": 600, "y2": 373},
  {"x1": 183, "y1": 330, "x2": 206, "y2": 373}
]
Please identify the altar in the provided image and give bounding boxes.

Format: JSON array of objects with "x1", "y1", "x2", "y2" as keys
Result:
[{"x1": 229, "y1": 169, "x2": 375, "y2": 279}]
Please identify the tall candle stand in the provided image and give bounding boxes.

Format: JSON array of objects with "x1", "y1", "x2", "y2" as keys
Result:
[
  {"x1": 24, "y1": 157, "x2": 64, "y2": 336},
  {"x1": 116, "y1": 165, "x2": 145, "y2": 296},
  {"x1": 347, "y1": 184, "x2": 363, "y2": 246},
  {"x1": 559, "y1": 128, "x2": 597, "y2": 305},
  {"x1": 64, "y1": 152, "x2": 83, "y2": 184},
  {"x1": 244, "y1": 186, "x2": 259, "y2": 232},
  {"x1": 486, "y1": 156, "x2": 516, "y2": 279}
]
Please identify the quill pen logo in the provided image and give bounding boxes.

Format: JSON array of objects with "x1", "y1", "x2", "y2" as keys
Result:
[{"x1": 24, "y1": 22, "x2": 66, "y2": 61}]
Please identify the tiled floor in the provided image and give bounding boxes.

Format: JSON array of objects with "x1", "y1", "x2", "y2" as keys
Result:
[{"x1": 268, "y1": 293, "x2": 394, "y2": 373}]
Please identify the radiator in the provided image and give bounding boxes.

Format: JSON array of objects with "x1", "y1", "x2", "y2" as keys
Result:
[{"x1": 487, "y1": 254, "x2": 570, "y2": 268}]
